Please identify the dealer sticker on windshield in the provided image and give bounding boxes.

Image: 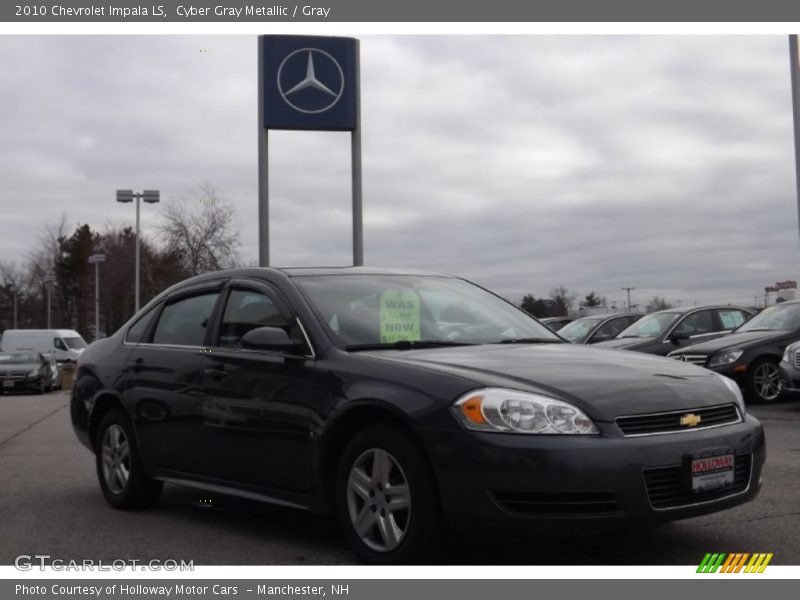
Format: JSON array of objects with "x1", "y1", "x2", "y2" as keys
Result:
[{"x1": 691, "y1": 449, "x2": 735, "y2": 492}]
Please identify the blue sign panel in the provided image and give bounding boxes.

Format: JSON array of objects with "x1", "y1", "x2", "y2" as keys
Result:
[{"x1": 261, "y1": 35, "x2": 359, "y2": 131}]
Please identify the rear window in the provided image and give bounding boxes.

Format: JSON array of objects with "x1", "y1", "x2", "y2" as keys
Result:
[{"x1": 152, "y1": 292, "x2": 219, "y2": 347}]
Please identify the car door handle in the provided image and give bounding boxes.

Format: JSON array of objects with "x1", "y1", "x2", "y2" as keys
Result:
[
  {"x1": 203, "y1": 366, "x2": 228, "y2": 380},
  {"x1": 126, "y1": 358, "x2": 145, "y2": 372}
]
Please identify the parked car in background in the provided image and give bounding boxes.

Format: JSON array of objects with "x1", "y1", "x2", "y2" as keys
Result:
[
  {"x1": 557, "y1": 313, "x2": 642, "y2": 345},
  {"x1": 540, "y1": 316, "x2": 573, "y2": 331},
  {"x1": 0, "y1": 329, "x2": 87, "y2": 363},
  {"x1": 669, "y1": 301, "x2": 800, "y2": 403},
  {"x1": 594, "y1": 305, "x2": 754, "y2": 356},
  {"x1": 0, "y1": 351, "x2": 52, "y2": 394},
  {"x1": 44, "y1": 353, "x2": 60, "y2": 391},
  {"x1": 71, "y1": 267, "x2": 763, "y2": 564},
  {"x1": 779, "y1": 340, "x2": 800, "y2": 394}
]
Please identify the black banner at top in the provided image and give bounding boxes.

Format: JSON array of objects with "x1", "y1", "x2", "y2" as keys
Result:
[{"x1": 4, "y1": 0, "x2": 800, "y2": 22}]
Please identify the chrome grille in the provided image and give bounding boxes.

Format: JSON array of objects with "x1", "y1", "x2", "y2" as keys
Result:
[
  {"x1": 671, "y1": 353, "x2": 708, "y2": 366},
  {"x1": 0, "y1": 371, "x2": 27, "y2": 381},
  {"x1": 616, "y1": 404, "x2": 741, "y2": 436},
  {"x1": 794, "y1": 350, "x2": 800, "y2": 369}
]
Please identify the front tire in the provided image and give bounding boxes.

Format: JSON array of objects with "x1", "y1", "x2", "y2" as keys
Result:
[
  {"x1": 95, "y1": 408, "x2": 162, "y2": 509},
  {"x1": 335, "y1": 423, "x2": 443, "y2": 564},
  {"x1": 746, "y1": 358, "x2": 784, "y2": 404}
]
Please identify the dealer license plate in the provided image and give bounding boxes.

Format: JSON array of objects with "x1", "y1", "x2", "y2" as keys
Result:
[
  {"x1": 2, "y1": 380, "x2": 13, "y2": 388},
  {"x1": 691, "y1": 451, "x2": 734, "y2": 492}
]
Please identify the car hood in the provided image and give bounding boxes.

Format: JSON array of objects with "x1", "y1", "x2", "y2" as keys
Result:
[
  {"x1": 364, "y1": 343, "x2": 733, "y2": 421},
  {"x1": 669, "y1": 330, "x2": 795, "y2": 355},
  {"x1": 592, "y1": 337, "x2": 656, "y2": 350}
]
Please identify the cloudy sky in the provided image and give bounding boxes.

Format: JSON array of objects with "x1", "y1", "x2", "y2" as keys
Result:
[{"x1": 0, "y1": 35, "x2": 797, "y2": 308}]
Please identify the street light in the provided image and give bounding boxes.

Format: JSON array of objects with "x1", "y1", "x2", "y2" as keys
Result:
[
  {"x1": 116, "y1": 189, "x2": 160, "y2": 313},
  {"x1": 7, "y1": 283, "x2": 18, "y2": 329},
  {"x1": 621, "y1": 287, "x2": 635, "y2": 313},
  {"x1": 44, "y1": 274, "x2": 56, "y2": 328},
  {"x1": 88, "y1": 254, "x2": 106, "y2": 341}
]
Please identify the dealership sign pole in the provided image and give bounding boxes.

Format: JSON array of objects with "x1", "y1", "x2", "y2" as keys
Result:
[
  {"x1": 258, "y1": 35, "x2": 362, "y2": 266},
  {"x1": 789, "y1": 35, "x2": 800, "y2": 246}
]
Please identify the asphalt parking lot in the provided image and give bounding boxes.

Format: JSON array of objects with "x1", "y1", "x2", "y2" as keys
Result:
[{"x1": 0, "y1": 390, "x2": 798, "y2": 566}]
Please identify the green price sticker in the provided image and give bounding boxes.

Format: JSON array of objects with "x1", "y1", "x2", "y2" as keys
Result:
[{"x1": 379, "y1": 290, "x2": 421, "y2": 343}]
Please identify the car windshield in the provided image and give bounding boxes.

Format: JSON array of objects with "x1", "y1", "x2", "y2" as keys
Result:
[
  {"x1": 295, "y1": 274, "x2": 561, "y2": 348},
  {"x1": 737, "y1": 303, "x2": 800, "y2": 332},
  {"x1": 63, "y1": 337, "x2": 86, "y2": 349},
  {"x1": 0, "y1": 353, "x2": 38, "y2": 364},
  {"x1": 616, "y1": 312, "x2": 681, "y2": 338},
  {"x1": 558, "y1": 317, "x2": 605, "y2": 342}
]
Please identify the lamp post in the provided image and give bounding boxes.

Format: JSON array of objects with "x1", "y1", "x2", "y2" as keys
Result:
[
  {"x1": 621, "y1": 287, "x2": 635, "y2": 313},
  {"x1": 88, "y1": 254, "x2": 106, "y2": 341},
  {"x1": 44, "y1": 274, "x2": 55, "y2": 328},
  {"x1": 8, "y1": 284, "x2": 18, "y2": 329},
  {"x1": 116, "y1": 189, "x2": 160, "y2": 313}
]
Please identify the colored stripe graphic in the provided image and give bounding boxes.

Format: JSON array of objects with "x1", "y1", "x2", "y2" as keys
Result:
[
  {"x1": 698, "y1": 552, "x2": 773, "y2": 573},
  {"x1": 697, "y1": 553, "x2": 727, "y2": 573}
]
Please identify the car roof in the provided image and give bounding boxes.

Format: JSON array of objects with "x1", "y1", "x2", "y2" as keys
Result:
[
  {"x1": 573, "y1": 313, "x2": 640, "y2": 320},
  {"x1": 164, "y1": 266, "x2": 457, "y2": 289},
  {"x1": 650, "y1": 304, "x2": 754, "y2": 314}
]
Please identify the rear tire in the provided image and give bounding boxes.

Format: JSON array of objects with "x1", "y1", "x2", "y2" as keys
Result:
[
  {"x1": 95, "y1": 408, "x2": 162, "y2": 509},
  {"x1": 335, "y1": 423, "x2": 444, "y2": 564},
  {"x1": 745, "y1": 358, "x2": 784, "y2": 404}
]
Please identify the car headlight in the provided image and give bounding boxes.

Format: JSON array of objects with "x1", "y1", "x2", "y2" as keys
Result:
[
  {"x1": 717, "y1": 374, "x2": 746, "y2": 416},
  {"x1": 27, "y1": 369, "x2": 39, "y2": 378},
  {"x1": 708, "y1": 349, "x2": 744, "y2": 369},
  {"x1": 452, "y1": 388, "x2": 599, "y2": 434},
  {"x1": 782, "y1": 347, "x2": 793, "y2": 363}
]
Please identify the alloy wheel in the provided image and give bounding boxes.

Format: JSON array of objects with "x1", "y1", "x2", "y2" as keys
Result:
[
  {"x1": 753, "y1": 361, "x2": 783, "y2": 402},
  {"x1": 346, "y1": 448, "x2": 411, "y2": 553},
  {"x1": 101, "y1": 424, "x2": 131, "y2": 494}
]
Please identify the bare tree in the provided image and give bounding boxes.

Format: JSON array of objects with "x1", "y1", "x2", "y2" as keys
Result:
[
  {"x1": 647, "y1": 296, "x2": 673, "y2": 312},
  {"x1": 25, "y1": 214, "x2": 69, "y2": 327},
  {"x1": 549, "y1": 285, "x2": 578, "y2": 316},
  {"x1": 0, "y1": 261, "x2": 26, "y2": 330},
  {"x1": 160, "y1": 184, "x2": 242, "y2": 276}
]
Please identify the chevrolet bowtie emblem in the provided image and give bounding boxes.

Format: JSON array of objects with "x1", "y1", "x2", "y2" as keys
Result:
[{"x1": 681, "y1": 413, "x2": 702, "y2": 427}]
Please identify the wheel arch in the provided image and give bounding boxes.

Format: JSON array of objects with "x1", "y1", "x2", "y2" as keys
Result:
[{"x1": 316, "y1": 402, "x2": 440, "y2": 512}]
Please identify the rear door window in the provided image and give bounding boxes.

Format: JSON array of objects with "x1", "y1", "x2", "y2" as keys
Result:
[
  {"x1": 152, "y1": 292, "x2": 220, "y2": 347},
  {"x1": 717, "y1": 309, "x2": 748, "y2": 331},
  {"x1": 125, "y1": 307, "x2": 159, "y2": 344}
]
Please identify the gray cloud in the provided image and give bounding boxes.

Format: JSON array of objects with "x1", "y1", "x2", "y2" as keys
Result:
[{"x1": 0, "y1": 35, "x2": 797, "y2": 308}]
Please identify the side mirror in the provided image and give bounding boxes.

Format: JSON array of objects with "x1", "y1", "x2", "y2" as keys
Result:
[
  {"x1": 240, "y1": 326, "x2": 302, "y2": 353},
  {"x1": 669, "y1": 331, "x2": 690, "y2": 343}
]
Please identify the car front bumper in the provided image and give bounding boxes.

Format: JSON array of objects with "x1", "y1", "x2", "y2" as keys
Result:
[
  {"x1": 1, "y1": 377, "x2": 42, "y2": 392},
  {"x1": 419, "y1": 415, "x2": 765, "y2": 536},
  {"x1": 779, "y1": 358, "x2": 800, "y2": 391}
]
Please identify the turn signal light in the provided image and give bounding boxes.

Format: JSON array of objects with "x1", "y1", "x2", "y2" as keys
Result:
[{"x1": 460, "y1": 395, "x2": 486, "y2": 424}]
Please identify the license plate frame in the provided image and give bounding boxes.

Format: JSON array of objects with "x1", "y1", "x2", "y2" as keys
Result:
[
  {"x1": 690, "y1": 448, "x2": 735, "y2": 493},
  {"x1": 2, "y1": 380, "x2": 14, "y2": 388}
]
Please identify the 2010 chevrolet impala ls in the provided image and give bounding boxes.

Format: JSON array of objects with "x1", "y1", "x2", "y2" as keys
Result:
[{"x1": 71, "y1": 267, "x2": 765, "y2": 563}]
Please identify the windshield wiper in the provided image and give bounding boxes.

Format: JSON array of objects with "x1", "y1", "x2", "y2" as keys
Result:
[
  {"x1": 740, "y1": 328, "x2": 777, "y2": 332},
  {"x1": 345, "y1": 340, "x2": 477, "y2": 352},
  {"x1": 618, "y1": 335, "x2": 645, "y2": 339}
]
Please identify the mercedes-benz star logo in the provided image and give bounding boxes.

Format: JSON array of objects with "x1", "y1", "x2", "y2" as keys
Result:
[{"x1": 277, "y1": 48, "x2": 345, "y2": 114}]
